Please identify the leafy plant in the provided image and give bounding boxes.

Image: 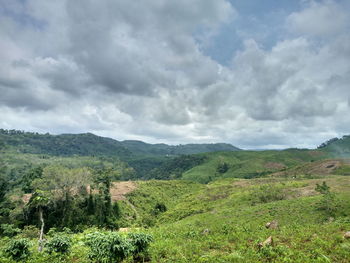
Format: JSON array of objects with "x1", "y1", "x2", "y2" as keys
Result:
[
  {"x1": 249, "y1": 184, "x2": 286, "y2": 205},
  {"x1": 45, "y1": 233, "x2": 71, "y2": 254},
  {"x1": 4, "y1": 238, "x2": 31, "y2": 261},
  {"x1": 21, "y1": 225, "x2": 39, "y2": 239},
  {"x1": 0, "y1": 223, "x2": 21, "y2": 237},
  {"x1": 315, "y1": 181, "x2": 340, "y2": 217},
  {"x1": 217, "y1": 162, "x2": 229, "y2": 174},
  {"x1": 84, "y1": 231, "x2": 133, "y2": 263},
  {"x1": 128, "y1": 232, "x2": 153, "y2": 254}
]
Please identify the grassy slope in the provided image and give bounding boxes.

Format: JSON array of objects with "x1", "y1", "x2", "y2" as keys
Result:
[
  {"x1": 1, "y1": 176, "x2": 350, "y2": 262},
  {"x1": 181, "y1": 149, "x2": 328, "y2": 183},
  {"x1": 141, "y1": 176, "x2": 350, "y2": 262}
]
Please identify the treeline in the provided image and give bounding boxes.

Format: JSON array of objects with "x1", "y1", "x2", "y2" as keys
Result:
[
  {"x1": 0, "y1": 128, "x2": 240, "y2": 159},
  {"x1": 144, "y1": 154, "x2": 207, "y2": 180},
  {"x1": 0, "y1": 130, "x2": 132, "y2": 157},
  {"x1": 0, "y1": 165, "x2": 123, "y2": 232}
]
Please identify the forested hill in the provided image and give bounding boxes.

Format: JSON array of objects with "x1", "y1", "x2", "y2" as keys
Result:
[
  {"x1": 120, "y1": 140, "x2": 240, "y2": 156},
  {"x1": 0, "y1": 129, "x2": 241, "y2": 157},
  {"x1": 318, "y1": 135, "x2": 350, "y2": 156}
]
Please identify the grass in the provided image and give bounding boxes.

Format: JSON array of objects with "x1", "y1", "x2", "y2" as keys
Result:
[
  {"x1": 1, "y1": 174, "x2": 350, "y2": 262},
  {"x1": 181, "y1": 149, "x2": 328, "y2": 183},
  {"x1": 144, "y1": 176, "x2": 350, "y2": 262}
]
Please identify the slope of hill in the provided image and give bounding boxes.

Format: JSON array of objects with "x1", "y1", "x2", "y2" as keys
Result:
[
  {"x1": 318, "y1": 135, "x2": 350, "y2": 157},
  {"x1": 121, "y1": 140, "x2": 240, "y2": 156},
  {"x1": 3, "y1": 176, "x2": 349, "y2": 262},
  {"x1": 180, "y1": 149, "x2": 329, "y2": 183},
  {"x1": 0, "y1": 130, "x2": 132, "y2": 158},
  {"x1": 0, "y1": 129, "x2": 240, "y2": 158}
]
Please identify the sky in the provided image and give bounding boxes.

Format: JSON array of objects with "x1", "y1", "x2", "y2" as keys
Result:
[{"x1": 0, "y1": 0, "x2": 350, "y2": 149}]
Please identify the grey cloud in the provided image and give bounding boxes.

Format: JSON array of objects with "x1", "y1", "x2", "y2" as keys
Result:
[
  {"x1": 0, "y1": 0, "x2": 350, "y2": 149},
  {"x1": 64, "y1": 0, "x2": 233, "y2": 95},
  {"x1": 286, "y1": 0, "x2": 350, "y2": 38}
]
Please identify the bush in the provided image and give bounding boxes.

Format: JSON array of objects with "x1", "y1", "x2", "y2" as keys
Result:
[
  {"x1": 249, "y1": 184, "x2": 286, "y2": 205},
  {"x1": 21, "y1": 225, "x2": 39, "y2": 239},
  {"x1": 84, "y1": 231, "x2": 154, "y2": 262},
  {"x1": 45, "y1": 233, "x2": 72, "y2": 254},
  {"x1": 217, "y1": 162, "x2": 229, "y2": 174},
  {"x1": 128, "y1": 232, "x2": 153, "y2": 254},
  {"x1": 84, "y1": 231, "x2": 133, "y2": 263},
  {"x1": 152, "y1": 202, "x2": 167, "y2": 215},
  {"x1": 4, "y1": 238, "x2": 31, "y2": 261},
  {"x1": 315, "y1": 182, "x2": 341, "y2": 217},
  {"x1": 0, "y1": 223, "x2": 21, "y2": 237}
]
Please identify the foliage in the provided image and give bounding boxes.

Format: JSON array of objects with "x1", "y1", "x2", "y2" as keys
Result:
[
  {"x1": 182, "y1": 150, "x2": 326, "y2": 183},
  {"x1": 318, "y1": 135, "x2": 350, "y2": 157},
  {"x1": 0, "y1": 223, "x2": 21, "y2": 237},
  {"x1": 216, "y1": 162, "x2": 229, "y2": 174},
  {"x1": 315, "y1": 181, "x2": 331, "y2": 194},
  {"x1": 20, "y1": 225, "x2": 39, "y2": 239},
  {"x1": 0, "y1": 129, "x2": 132, "y2": 157},
  {"x1": 45, "y1": 233, "x2": 72, "y2": 254},
  {"x1": 249, "y1": 184, "x2": 286, "y2": 205},
  {"x1": 315, "y1": 181, "x2": 341, "y2": 217},
  {"x1": 128, "y1": 232, "x2": 153, "y2": 254},
  {"x1": 4, "y1": 238, "x2": 31, "y2": 261},
  {"x1": 147, "y1": 154, "x2": 207, "y2": 180},
  {"x1": 84, "y1": 231, "x2": 133, "y2": 263}
]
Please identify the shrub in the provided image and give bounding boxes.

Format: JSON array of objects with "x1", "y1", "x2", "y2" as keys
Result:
[
  {"x1": 21, "y1": 225, "x2": 39, "y2": 239},
  {"x1": 249, "y1": 184, "x2": 286, "y2": 205},
  {"x1": 45, "y1": 233, "x2": 71, "y2": 254},
  {"x1": 217, "y1": 162, "x2": 229, "y2": 174},
  {"x1": 84, "y1": 231, "x2": 154, "y2": 262},
  {"x1": 315, "y1": 182, "x2": 341, "y2": 217},
  {"x1": 128, "y1": 232, "x2": 153, "y2": 254},
  {"x1": 152, "y1": 202, "x2": 167, "y2": 215},
  {"x1": 84, "y1": 231, "x2": 133, "y2": 263},
  {"x1": 4, "y1": 238, "x2": 31, "y2": 261},
  {"x1": 0, "y1": 223, "x2": 21, "y2": 237}
]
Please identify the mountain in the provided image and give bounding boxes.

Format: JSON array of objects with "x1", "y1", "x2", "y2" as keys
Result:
[
  {"x1": 120, "y1": 140, "x2": 240, "y2": 156},
  {"x1": 0, "y1": 130, "x2": 132, "y2": 158},
  {"x1": 0, "y1": 129, "x2": 241, "y2": 158},
  {"x1": 318, "y1": 135, "x2": 350, "y2": 157}
]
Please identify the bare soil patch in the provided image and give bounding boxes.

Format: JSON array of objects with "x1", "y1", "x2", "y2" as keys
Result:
[{"x1": 110, "y1": 181, "x2": 137, "y2": 202}]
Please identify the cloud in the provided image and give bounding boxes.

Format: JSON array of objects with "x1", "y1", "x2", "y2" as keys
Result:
[
  {"x1": 0, "y1": 0, "x2": 349, "y2": 149},
  {"x1": 286, "y1": 0, "x2": 350, "y2": 37}
]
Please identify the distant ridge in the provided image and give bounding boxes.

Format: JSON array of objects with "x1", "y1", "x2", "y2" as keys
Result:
[
  {"x1": 0, "y1": 129, "x2": 241, "y2": 157},
  {"x1": 318, "y1": 135, "x2": 350, "y2": 157}
]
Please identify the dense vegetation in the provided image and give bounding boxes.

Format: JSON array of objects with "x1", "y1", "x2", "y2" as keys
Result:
[
  {"x1": 1, "y1": 129, "x2": 350, "y2": 262},
  {"x1": 318, "y1": 135, "x2": 350, "y2": 157},
  {"x1": 0, "y1": 129, "x2": 240, "y2": 158}
]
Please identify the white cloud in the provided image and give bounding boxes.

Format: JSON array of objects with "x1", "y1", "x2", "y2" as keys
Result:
[
  {"x1": 287, "y1": 0, "x2": 349, "y2": 37},
  {"x1": 0, "y1": 0, "x2": 349, "y2": 149}
]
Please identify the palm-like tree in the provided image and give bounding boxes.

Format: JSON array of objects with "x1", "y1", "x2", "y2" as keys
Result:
[{"x1": 27, "y1": 190, "x2": 50, "y2": 252}]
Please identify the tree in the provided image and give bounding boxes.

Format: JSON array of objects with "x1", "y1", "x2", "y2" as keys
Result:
[
  {"x1": 32, "y1": 166, "x2": 92, "y2": 201},
  {"x1": 315, "y1": 181, "x2": 340, "y2": 217},
  {"x1": 27, "y1": 190, "x2": 51, "y2": 252},
  {"x1": 31, "y1": 166, "x2": 92, "y2": 227}
]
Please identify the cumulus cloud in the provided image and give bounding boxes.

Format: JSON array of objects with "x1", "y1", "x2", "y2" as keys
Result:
[
  {"x1": 287, "y1": 0, "x2": 350, "y2": 38},
  {"x1": 0, "y1": 0, "x2": 349, "y2": 149}
]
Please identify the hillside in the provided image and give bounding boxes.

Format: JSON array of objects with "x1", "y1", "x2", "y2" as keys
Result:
[
  {"x1": 2, "y1": 177, "x2": 349, "y2": 262},
  {"x1": 0, "y1": 130, "x2": 132, "y2": 158},
  {"x1": 0, "y1": 129, "x2": 240, "y2": 158},
  {"x1": 179, "y1": 149, "x2": 329, "y2": 183},
  {"x1": 318, "y1": 135, "x2": 350, "y2": 157},
  {"x1": 121, "y1": 140, "x2": 240, "y2": 156}
]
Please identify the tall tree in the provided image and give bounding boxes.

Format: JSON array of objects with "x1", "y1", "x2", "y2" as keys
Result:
[{"x1": 27, "y1": 190, "x2": 51, "y2": 252}]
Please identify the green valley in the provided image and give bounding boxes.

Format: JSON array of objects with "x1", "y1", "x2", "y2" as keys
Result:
[{"x1": 0, "y1": 130, "x2": 350, "y2": 262}]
